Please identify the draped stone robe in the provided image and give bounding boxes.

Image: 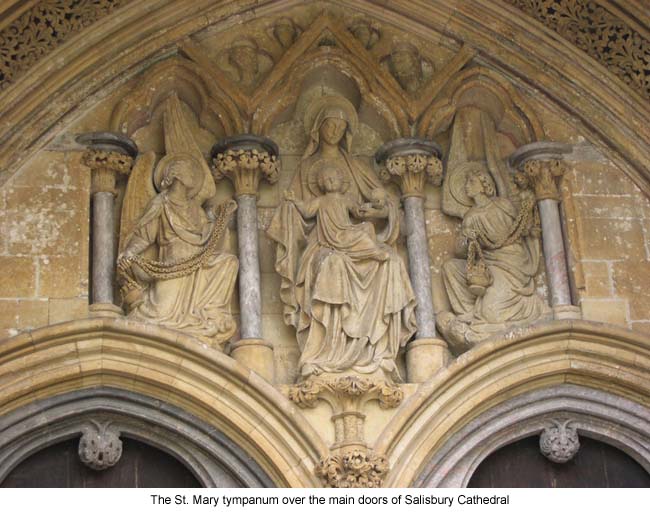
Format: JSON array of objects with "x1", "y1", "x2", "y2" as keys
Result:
[
  {"x1": 123, "y1": 192, "x2": 238, "y2": 348},
  {"x1": 268, "y1": 178, "x2": 416, "y2": 381},
  {"x1": 442, "y1": 196, "x2": 546, "y2": 342}
]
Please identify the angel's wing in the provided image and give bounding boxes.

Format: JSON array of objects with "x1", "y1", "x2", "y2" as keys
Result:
[
  {"x1": 441, "y1": 108, "x2": 480, "y2": 218},
  {"x1": 482, "y1": 110, "x2": 516, "y2": 200},
  {"x1": 118, "y1": 150, "x2": 157, "y2": 255},
  {"x1": 163, "y1": 93, "x2": 216, "y2": 203}
]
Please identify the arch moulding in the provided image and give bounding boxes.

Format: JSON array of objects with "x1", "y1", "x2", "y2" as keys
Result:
[
  {"x1": 374, "y1": 320, "x2": 650, "y2": 487},
  {"x1": 0, "y1": 0, "x2": 648, "y2": 198},
  {"x1": 0, "y1": 387, "x2": 276, "y2": 487},
  {"x1": 414, "y1": 385, "x2": 650, "y2": 487},
  {"x1": 0, "y1": 318, "x2": 328, "y2": 488}
]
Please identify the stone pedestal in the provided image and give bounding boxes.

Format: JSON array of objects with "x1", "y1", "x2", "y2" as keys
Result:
[
  {"x1": 376, "y1": 138, "x2": 449, "y2": 382},
  {"x1": 212, "y1": 135, "x2": 279, "y2": 374},
  {"x1": 553, "y1": 304, "x2": 582, "y2": 320},
  {"x1": 78, "y1": 132, "x2": 138, "y2": 314},
  {"x1": 509, "y1": 142, "x2": 578, "y2": 318},
  {"x1": 405, "y1": 338, "x2": 450, "y2": 383},
  {"x1": 230, "y1": 339, "x2": 274, "y2": 382}
]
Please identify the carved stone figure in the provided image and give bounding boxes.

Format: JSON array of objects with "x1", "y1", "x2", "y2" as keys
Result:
[
  {"x1": 268, "y1": 95, "x2": 416, "y2": 381},
  {"x1": 218, "y1": 37, "x2": 273, "y2": 87},
  {"x1": 271, "y1": 17, "x2": 301, "y2": 48},
  {"x1": 437, "y1": 162, "x2": 547, "y2": 352},
  {"x1": 117, "y1": 94, "x2": 238, "y2": 349},
  {"x1": 118, "y1": 154, "x2": 238, "y2": 348},
  {"x1": 348, "y1": 19, "x2": 380, "y2": 49},
  {"x1": 384, "y1": 42, "x2": 432, "y2": 94}
]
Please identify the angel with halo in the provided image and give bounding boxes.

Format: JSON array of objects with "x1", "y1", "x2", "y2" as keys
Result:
[{"x1": 117, "y1": 94, "x2": 238, "y2": 349}]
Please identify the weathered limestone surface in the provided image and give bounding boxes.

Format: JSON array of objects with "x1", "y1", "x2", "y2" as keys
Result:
[
  {"x1": 0, "y1": 0, "x2": 649, "y2": 490},
  {"x1": 526, "y1": 97, "x2": 650, "y2": 333},
  {"x1": 0, "y1": 151, "x2": 89, "y2": 340}
]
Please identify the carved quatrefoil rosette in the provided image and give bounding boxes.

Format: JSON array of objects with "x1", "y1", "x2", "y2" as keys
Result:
[
  {"x1": 539, "y1": 419, "x2": 580, "y2": 464},
  {"x1": 78, "y1": 420, "x2": 123, "y2": 471}
]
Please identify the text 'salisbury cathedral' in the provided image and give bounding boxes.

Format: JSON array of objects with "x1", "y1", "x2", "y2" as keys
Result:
[{"x1": 0, "y1": 0, "x2": 649, "y2": 488}]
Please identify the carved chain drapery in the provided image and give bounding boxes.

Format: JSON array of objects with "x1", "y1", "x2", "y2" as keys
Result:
[
  {"x1": 505, "y1": 0, "x2": 650, "y2": 100},
  {"x1": 0, "y1": 0, "x2": 132, "y2": 89}
]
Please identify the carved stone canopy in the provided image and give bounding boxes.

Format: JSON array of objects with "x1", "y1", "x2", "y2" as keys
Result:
[
  {"x1": 210, "y1": 134, "x2": 279, "y2": 158},
  {"x1": 509, "y1": 141, "x2": 572, "y2": 201},
  {"x1": 76, "y1": 132, "x2": 139, "y2": 158},
  {"x1": 211, "y1": 134, "x2": 280, "y2": 196},
  {"x1": 375, "y1": 137, "x2": 442, "y2": 164},
  {"x1": 508, "y1": 141, "x2": 572, "y2": 171},
  {"x1": 375, "y1": 138, "x2": 444, "y2": 198}
]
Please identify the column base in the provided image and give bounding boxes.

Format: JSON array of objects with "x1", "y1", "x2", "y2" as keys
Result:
[
  {"x1": 553, "y1": 304, "x2": 582, "y2": 320},
  {"x1": 406, "y1": 338, "x2": 450, "y2": 383},
  {"x1": 230, "y1": 338, "x2": 274, "y2": 382},
  {"x1": 88, "y1": 303, "x2": 124, "y2": 318}
]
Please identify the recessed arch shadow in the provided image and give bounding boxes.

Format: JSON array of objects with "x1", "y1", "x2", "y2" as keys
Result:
[{"x1": 0, "y1": 387, "x2": 275, "y2": 487}]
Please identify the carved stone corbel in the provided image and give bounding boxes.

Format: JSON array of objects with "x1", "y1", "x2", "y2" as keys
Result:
[
  {"x1": 77, "y1": 132, "x2": 138, "y2": 316},
  {"x1": 510, "y1": 142, "x2": 581, "y2": 320},
  {"x1": 376, "y1": 138, "x2": 449, "y2": 382},
  {"x1": 289, "y1": 375, "x2": 402, "y2": 487},
  {"x1": 78, "y1": 420, "x2": 123, "y2": 471},
  {"x1": 212, "y1": 135, "x2": 279, "y2": 382},
  {"x1": 539, "y1": 419, "x2": 580, "y2": 464}
]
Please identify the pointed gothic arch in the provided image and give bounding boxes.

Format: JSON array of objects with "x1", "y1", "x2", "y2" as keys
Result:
[{"x1": 0, "y1": 318, "x2": 328, "y2": 488}]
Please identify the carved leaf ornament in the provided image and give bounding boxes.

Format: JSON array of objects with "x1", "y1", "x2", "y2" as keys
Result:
[
  {"x1": 0, "y1": 0, "x2": 131, "y2": 89},
  {"x1": 506, "y1": 0, "x2": 650, "y2": 99}
]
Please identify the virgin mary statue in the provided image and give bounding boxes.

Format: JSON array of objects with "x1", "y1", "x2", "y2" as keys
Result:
[{"x1": 268, "y1": 95, "x2": 416, "y2": 381}]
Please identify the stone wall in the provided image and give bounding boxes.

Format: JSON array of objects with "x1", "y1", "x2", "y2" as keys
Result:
[
  {"x1": 0, "y1": 151, "x2": 89, "y2": 340},
  {"x1": 530, "y1": 97, "x2": 650, "y2": 333}
]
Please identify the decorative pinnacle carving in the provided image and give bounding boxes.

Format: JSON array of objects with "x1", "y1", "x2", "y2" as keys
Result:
[
  {"x1": 317, "y1": 449, "x2": 389, "y2": 488},
  {"x1": 539, "y1": 419, "x2": 580, "y2": 464},
  {"x1": 83, "y1": 150, "x2": 134, "y2": 194},
  {"x1": 211, "y1": 135, "x2": 280, "y2": 197},
  {"x1": 289, "y1": 375, "x2": 402, "y2": 488},
  {"x1": 375, "y1": 138, "x2": 443, "y2": 198},
  {"x1": 522, "y1": 159, "x2": 567, "y2": 201},
  {"x1": 78, "y1": 420, "x2": 123, "y2": 471}
]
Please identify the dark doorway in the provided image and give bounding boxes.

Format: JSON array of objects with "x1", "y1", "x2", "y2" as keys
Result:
[
  {"x1": 468, "y1": 436, "x2": 650, "y2": 488},
  {"x1": 1, "y1": 437, "x2": 201, "y2": 488}
]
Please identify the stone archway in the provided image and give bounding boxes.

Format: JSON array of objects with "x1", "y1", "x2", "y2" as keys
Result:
[
  {"x1": 0, "y1": 318, "x2": 328, "y2": 487},
  {"x1": 2, "y1": 437, "x2": 202, "y2": 488},
  {"x1": 374, "y1": 320, "x2": 650, "y2": 487},
  {"x1": 0, "y1": 387, "x2": 275, "y2": 487},
  {"x1": 411, "y1": 385, "x2": 650, "y2": 487}
]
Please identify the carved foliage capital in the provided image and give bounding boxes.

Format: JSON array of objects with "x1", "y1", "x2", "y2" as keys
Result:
[
  {"x1": 82, "y1": 150, "x2": 134, "y2": 194},
  {"x1": 212, "y1": 148, "x2": 279, "y2": 196},
  {"x1": 522, "y1": 158, "x2": 567, "y2": 201},
  {"x1": 288, "y1": 376, "x2": 403, "y2": 411},
  {"x1": 317, "y1": 449, "x2": 389, "y2": 488},
  {"x1": 380, "y1": 153, "x2": 443, "y2": 198},
  {"x1": 78, "y1": 420, "x2": 123, "y2": 471},
  {"x1": 539, "y1": 419, "x2": 580, "y2": 463}
]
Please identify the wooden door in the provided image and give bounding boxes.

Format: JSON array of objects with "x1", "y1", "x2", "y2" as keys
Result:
[
  {"x1": 1, "y1": 438, "x2": 201, "y2": 488},
  {"x1": 468, "y1": 436, "x2": 650, "y2": 488}
]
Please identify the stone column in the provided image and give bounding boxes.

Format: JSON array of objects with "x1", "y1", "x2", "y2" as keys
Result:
[
  {"x1": 78, "y1": 132, "x2": 137, "y2": 317},
  {"x1": 212, "y1": 135, "x2": 279, "y2": 381},
  {"x1": 376, "y1": 138, "x2": 450, "y2": 382},
  {"x1": 509, "y1": 142, "x2": 581, "y2": 320}
]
